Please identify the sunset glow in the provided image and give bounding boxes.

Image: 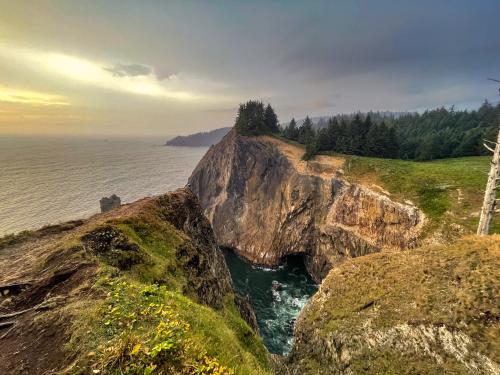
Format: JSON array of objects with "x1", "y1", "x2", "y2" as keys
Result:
[{"x1": 0, "y1": 86, "x2": 70, "y2": 106}]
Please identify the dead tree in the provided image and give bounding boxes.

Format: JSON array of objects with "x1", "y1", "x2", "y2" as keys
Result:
[
  {"x1": 477, "y1": 128, "x2": 500, "y2": 235},
  {"x1": 477, "y1": 78, "x2": 500, "y2": 235}
]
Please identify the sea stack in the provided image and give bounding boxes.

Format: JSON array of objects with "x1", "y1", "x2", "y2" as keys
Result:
[{"x1": 100, "y1": 194, "x2": 121, "y2": 213}]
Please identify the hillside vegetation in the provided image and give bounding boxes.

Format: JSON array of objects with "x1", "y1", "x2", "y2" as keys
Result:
[
  {"x1": 0, "y1": 189, "x2": 270, "y2": 375},
  {"x1": 281, "y1": 101, "x2": 500, "y2": 161},
  {"x1": 288, "y1": 235, "x2": 500, "y2": 374},
  {"x1": 341, "y1": 154, "x2": 499, "y2": 237}
]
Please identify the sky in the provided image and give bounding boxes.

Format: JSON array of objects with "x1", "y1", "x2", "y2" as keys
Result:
[{"x1": 0, "y1": 0, "x2": 499, "y2": 137}]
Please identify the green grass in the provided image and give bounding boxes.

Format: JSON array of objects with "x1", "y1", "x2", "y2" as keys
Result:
[
  {"x1": 337, "y1": 154, "x2": 500, "y2": 235},
  {"x1": 68, "y1": 279, "x2": 270, "y2": 375},
  {"x1": 293, "y1": 235, "x2": 500, "y2": 374},
  {"x1": 65, "y1": 209, "x2": 271, "y2": 375}
]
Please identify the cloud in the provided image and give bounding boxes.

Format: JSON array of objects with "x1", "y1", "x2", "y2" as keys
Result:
[
  {"x1": 0, "y1": 43, "x2": 237, "y2": 104},
  {"x1": 103, "y1": 63, "x2": 152, "y2": 77},
  {"x1": 0, "y1": 86, "x2": 70, "y2": 106}
]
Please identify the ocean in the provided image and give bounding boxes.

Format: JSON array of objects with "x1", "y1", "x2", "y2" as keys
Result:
[{"x1": 0, "y1": 135, "x2": 207, "y2": 236}]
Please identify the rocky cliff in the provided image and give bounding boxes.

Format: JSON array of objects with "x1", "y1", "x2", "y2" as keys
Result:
[
  {"x1": 0, "y1": 188, "x2": 270, "y2": 374},
  {"x1": 189, "y1": 129, "x2": 424, "y2": 281}
]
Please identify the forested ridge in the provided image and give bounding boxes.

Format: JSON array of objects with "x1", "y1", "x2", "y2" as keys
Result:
[
  {"x1": 281, "y1": 101, "x2": 500, "y2": 161},
  {"x1": 233, "y1": 100, "x2": 499, "y2": 161}
]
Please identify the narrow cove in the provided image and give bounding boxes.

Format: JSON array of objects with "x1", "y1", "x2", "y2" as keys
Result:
[{"x1": 222, "y1": 249, "x2": 318, "y2": 355}]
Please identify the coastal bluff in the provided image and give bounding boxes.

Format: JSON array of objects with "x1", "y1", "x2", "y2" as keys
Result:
[{"x1": 188, "y1": 129, "x2": 424, "y2": 281}]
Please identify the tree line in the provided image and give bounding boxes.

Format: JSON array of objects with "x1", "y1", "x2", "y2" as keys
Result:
[
  {"x1": 234, "y1": 99, "x2": 500, "y2": 161},
  {"x1": 281, "y1": 101, "x2": 500, "y2": 161}
]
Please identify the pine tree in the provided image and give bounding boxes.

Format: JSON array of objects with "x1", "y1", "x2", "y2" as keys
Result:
[
  {"x1": 303, "y1": 133, "x2": 318, "y2": 160},
  {"x1": 359, "y1": 115, "x2": 373, "y2": 155},
  {"x1": 264, "y1": 103, "x2": 280, "y2": 133},
  {"x1": 284, "y1": 118, "x2": 299, "y2": 140},
  {"x1": 298, "y1": 116, "x2": 315, "y2": 144},
  {"x1": 349, "y1": 114, "x2": 364, "y2": 155},
  {"x1": 384, "y1": 125, "x2": 399, "y2": 158},
  {"x1": 326, "y1": 117, "x2": 339, "y2": 151},
  {"x1": 234, "y1": 100, "x2": 266, "y2": 136},
  {"x1": 365, "y1": 123, "x2": 382, "y2": 157}
]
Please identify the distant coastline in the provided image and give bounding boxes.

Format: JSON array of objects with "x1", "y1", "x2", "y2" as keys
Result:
[{"x1": 165, "y1": 127, "x2": 231, "y2": 147}]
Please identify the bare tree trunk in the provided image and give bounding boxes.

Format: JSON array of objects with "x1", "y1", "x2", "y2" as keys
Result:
[{"x1": 477, "y1": 127, "x2": 500, "y2": 235}]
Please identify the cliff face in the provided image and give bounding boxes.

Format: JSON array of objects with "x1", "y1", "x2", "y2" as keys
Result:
[
  {"x1": 189, "y1": 130, "x2": 424, "y2": 281},
  {"x1": 0, "y1": 188, "x2": 269, "y2": 375}
]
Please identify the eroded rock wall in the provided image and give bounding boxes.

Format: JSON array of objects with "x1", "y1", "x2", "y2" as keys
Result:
[{"x1": 189, "y1": 129, "x2": 424, "y2": 281}]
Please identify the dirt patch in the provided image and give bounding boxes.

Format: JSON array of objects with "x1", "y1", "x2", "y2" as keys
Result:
[
  {"x1": 0, "y1": 262, "x2": 97, "y2": 375},
  {"x1": 260, "y1": 136, "x2": 345, "y2": 179}
]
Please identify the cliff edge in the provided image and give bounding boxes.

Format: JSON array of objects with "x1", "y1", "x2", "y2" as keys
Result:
[
  {"x1": 189, "y1": 129, "x2": 424, "y2": 281},
  {"x1": 287, "y1": 235, "x2": 499, "y2": 374},
  {"x1": 0, "y1": 188, "x2": 270, "y2": 374}
]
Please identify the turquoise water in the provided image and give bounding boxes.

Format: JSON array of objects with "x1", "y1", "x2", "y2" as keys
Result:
[{"x1": 223, "y1": 249, "x2": 317, "y2": 355}]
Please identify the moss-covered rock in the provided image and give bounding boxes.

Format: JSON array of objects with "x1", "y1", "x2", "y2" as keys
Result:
[{"x1": 287, "y1": 236, "x2": 499, "y2": 374}]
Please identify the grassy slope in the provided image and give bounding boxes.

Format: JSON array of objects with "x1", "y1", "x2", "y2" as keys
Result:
[
  {"x1": 340, "y1": 155, "x2": 499, "y2": 237},
  {"x1": 45, "y1": 207, "x2": 270, "y2": 374},
  {"x1": 294, "y1": 235, "x2": 499, "y2": 374}
]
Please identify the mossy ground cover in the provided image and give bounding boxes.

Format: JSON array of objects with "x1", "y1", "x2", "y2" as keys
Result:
[
  {"x1": 68, "y1": 279, "x2": 269, "y2": 375},
  {"x1": 64, "y1": 211, "x2": 270, "y2": 374},
  {"x1": 296, "y1": 235, "x2": 499, "y2": 374}
]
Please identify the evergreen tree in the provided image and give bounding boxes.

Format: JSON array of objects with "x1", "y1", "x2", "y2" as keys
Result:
[
  {"x1": 384, "y1": 125, "x2": 399, "y2": 158},
  {"x1": 452, "y1": 128, "x2": 483, "y2": 157},
  {"x1": 365, "y1": 123, "x2": 384, "y2": 157},
  {"x1": 283, "y1": 118, "x2": 299, "y2": 140},
  {"x1": 235, "y1": 101, "x2": 280, "y2": 136},
  {"x1": 303, "y1": 133, "x2": 318, "y2": 160},
  {"x1": 348, "y1": 114, "x2": 365, "y2": 155},
  {"x1": 278, "y1": 102, "x2": 499, "y2": 160},
  {"x1": 359, "y1": 115, "x2": 373, "y2": 155},
  {"x1": 298, "y1": 116, "x2": 315, "y2": 144},
  {"x1": 326, "y1": 118, "x2": 339, "y2": 151},
  {"x1": 336, "y1": 120, "x2": 350, "y2": 154},
  {"x1": 264, "y1": 103, "x2": 280, "y2": 133},
  {"x1": 316, "y1": 127, "x2": 331, "y2": 151},
  {"x1": 234, "y1": 100, "x2": 265, "y2": 136}
]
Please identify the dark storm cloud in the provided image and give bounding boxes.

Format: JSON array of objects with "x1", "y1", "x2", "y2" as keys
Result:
[
  {"x1": 104, "y1": 63, "x2": 152, "y2": 77},
  {"x1": 279, "y1": 1, "x2": 500, "y2": 81}
]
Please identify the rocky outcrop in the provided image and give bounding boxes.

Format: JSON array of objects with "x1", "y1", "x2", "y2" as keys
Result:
[
  {"x1": 286, "y1": 236, "x2": 500, "y2": 374},
  {"x1": 99, "y1": 194, "x2": 121, "y2": 213},
  {"x1": 154, "y1": 189, "x2": 233, "y2": 307},
  {"x1": 189, "y1": 129, "x2": 424, "y2": 281}
]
